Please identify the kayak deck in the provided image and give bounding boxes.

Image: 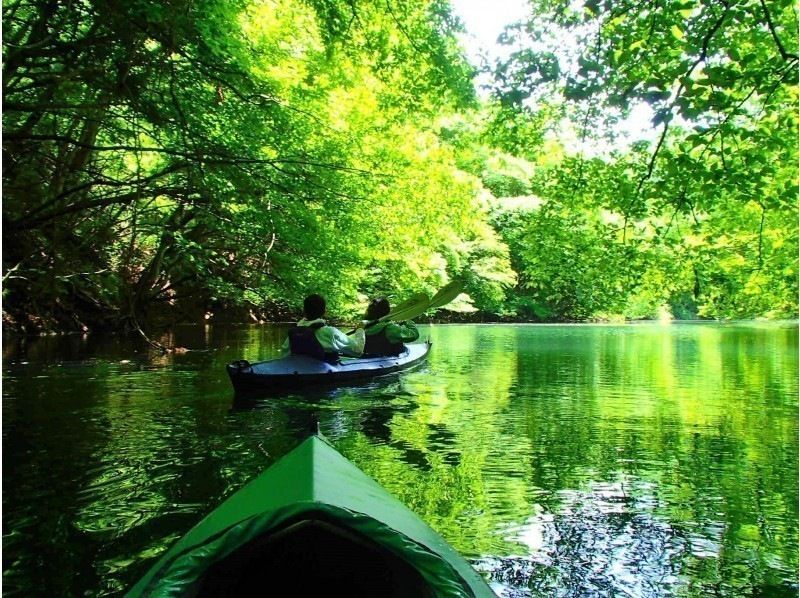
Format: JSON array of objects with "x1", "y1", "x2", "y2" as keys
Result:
[
  {"x1": 227, "y1": 341, "x2": 431, "y2": 393},
  {"x1": 128, "y1": 434, "x2": 495, "y2": 597},
  {"x1": 196, "y1": 513, "x2": 431, "y2": 596}
]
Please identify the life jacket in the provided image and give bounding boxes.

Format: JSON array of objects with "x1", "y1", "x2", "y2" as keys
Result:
[
  {"x1": 288, "y1": 322, "x2": 340, "y2": 364},
  {"x1": 363, "y1": 322, "x2": 405, "y2": 357}
]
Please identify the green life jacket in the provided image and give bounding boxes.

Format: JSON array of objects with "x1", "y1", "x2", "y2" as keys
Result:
[{"x1": 363, "y1": 321, "x2": 405, "y2": 357}]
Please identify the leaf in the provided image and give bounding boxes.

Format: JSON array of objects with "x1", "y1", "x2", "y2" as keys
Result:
[
  {"x1": 585, "y1": 0, "x2": 601, "y2": 16},
  {"x1": 652, "y1": 109, "x2": 673, "y2": 127},
  {"x1": 644, "y1": 90, "x2": 671, "y2": 104},
  {"x1": 670, "y1": 25, "x2": 684, "y2": 40}
]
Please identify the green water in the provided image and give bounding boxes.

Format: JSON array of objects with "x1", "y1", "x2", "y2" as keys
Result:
[{"x1": 3, "y1": 322, "x2": 798, "y2": 596}]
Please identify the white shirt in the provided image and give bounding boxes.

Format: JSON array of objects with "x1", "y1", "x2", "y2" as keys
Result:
[{"x1": 282, "y1": 318, "x2": 365, "y2": 357}]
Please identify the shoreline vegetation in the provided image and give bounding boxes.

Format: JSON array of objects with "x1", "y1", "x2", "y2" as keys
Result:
[
  {"x1": 3, "y1": 303, "x2": 790, "y2": 340},
  {"x1": 3, "y1": 1, "x2": 796, "y2": 340}
]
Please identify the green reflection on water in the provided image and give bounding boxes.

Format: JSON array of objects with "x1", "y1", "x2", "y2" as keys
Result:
[{"x1": 3, "y1": 322, "x2": 797, "y2": 596}]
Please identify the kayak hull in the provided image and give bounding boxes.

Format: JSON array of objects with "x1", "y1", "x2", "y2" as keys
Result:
[
  {"x1": 227, "y1": 341, "x2": 431, "y2": 393},
  {"x1": 127, "y1": 434, "x2": 495, "y2": 597}
]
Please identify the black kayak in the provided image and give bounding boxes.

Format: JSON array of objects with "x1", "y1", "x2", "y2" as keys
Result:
[
  {"x1": 127, "y1": 434, "x2": 495, "y2": 597},
  {"x1": 227, "y1": 341, "x2": 431, "y2": 393}
]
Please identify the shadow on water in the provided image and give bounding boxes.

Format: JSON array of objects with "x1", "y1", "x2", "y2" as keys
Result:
[{"x1": 229, "y1": 368, "x2": 425, "y2": 407}]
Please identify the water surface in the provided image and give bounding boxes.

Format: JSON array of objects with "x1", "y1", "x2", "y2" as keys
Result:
[{"x1": 3, "y1": 322, "x2": 798, "y2": 596}]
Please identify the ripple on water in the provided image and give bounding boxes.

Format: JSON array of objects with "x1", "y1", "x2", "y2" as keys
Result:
[{"x1": 2, "y1": 323, "x2": 797, "y2": 595}]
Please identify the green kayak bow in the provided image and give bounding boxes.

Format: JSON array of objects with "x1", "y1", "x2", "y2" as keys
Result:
[{"x1": 128, "y1": 434, "x2": 495, "y2": 597}]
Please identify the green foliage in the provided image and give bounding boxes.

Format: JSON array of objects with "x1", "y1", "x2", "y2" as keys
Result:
[
  {"x1": 481, "y1": 0, "x2": 798, "y2": 320},
  {"x1": 2, "y1": 0, "x2": 795, "y2": 330},
  {"x1": 492, "y1": 201, "x2": 637, "y2": 320},
  {"x1": 2, "y1": 0, "x2": 504, "y2": 330}
]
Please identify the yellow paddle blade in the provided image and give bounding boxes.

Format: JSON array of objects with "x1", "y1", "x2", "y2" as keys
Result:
[
  {"x1": 383, "y1": 281, "x2": 464, "y2": 322},
  {"x1": 382, "y1": 293, "x2": 430, "y2": 322},
  {"x1": 427, "y1": 280, "x2": 464, "y2": 309}
]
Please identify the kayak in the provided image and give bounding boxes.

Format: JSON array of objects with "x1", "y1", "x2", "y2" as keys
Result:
[
  {"x1": 227, "y1": 341, "x2": 431, "y2": 393},
  {"x1": 127, "y1": 434, "x2": 495, "y2": 597}
]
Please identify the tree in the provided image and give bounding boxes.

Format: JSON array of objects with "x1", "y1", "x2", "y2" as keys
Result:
[
  {"x1": 3, "y1": 0, "x2": 509, "y2": 332},
  {"x1": 484, "y1": 0, "x2": 798, "y2": 319}
]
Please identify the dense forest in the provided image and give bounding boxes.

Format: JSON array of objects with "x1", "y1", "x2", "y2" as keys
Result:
[{"x1": 3, "y1": 0, "x2": 797, "y2": 333}]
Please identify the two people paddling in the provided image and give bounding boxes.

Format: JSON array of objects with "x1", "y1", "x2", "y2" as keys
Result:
[{"x1": 285, "y1": 294, "x2": 419, "y2": 362}]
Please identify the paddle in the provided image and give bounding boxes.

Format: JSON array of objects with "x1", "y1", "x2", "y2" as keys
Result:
[
  {"x1": 388, "y1": 292, "x2": 429, "y2": 315},
  {"x1": 427, "y1": 280, "x2": 464, "y2": 310},
  {"x1": 382, "y1": 280, "x2": 464, "y2": 322},
  {"x1": 345, "y1": 292, "x2": 429, "y2": 335}
]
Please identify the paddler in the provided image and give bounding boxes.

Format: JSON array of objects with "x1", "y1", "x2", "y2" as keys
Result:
[
  {"x1": 284, "y1": 294, "x2": 364, "y2": 363},
  {"x1": 362, "y1": 297, "x2": 419, "y2": 357}
]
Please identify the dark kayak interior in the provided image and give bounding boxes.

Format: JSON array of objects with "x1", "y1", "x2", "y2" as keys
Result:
[{"x1": 196, "y1": 512, "x2": 434, "y2": 597}]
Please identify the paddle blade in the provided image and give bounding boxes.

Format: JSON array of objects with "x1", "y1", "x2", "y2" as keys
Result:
[
  {"x1": 384, "y1": 301, "x2": 431, "y2": 322},
  {"x1": 427, "y1": 280, "x2": 464, "y2": 309},
  {"x1": 383, "y1": 281, "x2": 465, "y2": 322},
  {"x1": 389, "y1": 292, "x2": 429, "y2": 315},
  {"x1": 382, "y1": 292, "x2": 430, "y2": 322}
]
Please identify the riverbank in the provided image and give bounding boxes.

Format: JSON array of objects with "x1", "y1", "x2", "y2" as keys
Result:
[{"x1": 3, "y1": 302, "x2": 721, "y2": 339}]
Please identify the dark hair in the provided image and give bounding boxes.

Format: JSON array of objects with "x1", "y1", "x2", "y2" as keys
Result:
[
  {"x1": 365, "y1": 297, "x2": 390, "y2": 321},
  {"x1": 303, "y1": 294, "x2": 326, "y2": 320}
]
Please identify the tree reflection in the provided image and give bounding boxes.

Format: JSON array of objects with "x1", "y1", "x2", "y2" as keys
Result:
[{"x1": 3, "y1": 323, "x2": 797, "y2": 595}]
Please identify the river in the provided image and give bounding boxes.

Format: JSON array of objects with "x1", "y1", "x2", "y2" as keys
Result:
[{"x1": 3, "y1": 322, "x2": 798, "y2": 596}]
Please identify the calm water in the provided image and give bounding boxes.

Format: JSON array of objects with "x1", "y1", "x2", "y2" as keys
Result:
[{"x1": 3, "y1": 322, "x2": 798, "y2": 596}]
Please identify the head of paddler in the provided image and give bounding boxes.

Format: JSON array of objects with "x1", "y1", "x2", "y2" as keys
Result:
[
  {"x1": 365, "y1": 297, "x2": 390, "y2": 322},
  {"x1": 303, "y1": 294, "x2": 326, "y2": 320}
]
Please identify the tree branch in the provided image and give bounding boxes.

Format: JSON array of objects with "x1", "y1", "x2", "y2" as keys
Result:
[
  {"x1": 3, "y1": 133, "x2": 380, "y2": 176},
  {"x1": 758, "y1": 0, "x2": 798, "y2": 61},
  {"x1": 631, "y1": 5, "x2": 730, "y2": 202},
  {"x1": 17, "y1": 162, "x2": 191, "y2": 224},
  {"x1": 10, "y1": 187, "x2": 185, "y2": 230}
]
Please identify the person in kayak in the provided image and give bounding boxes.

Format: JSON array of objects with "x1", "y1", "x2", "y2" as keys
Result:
[
  {"x1": 284, "y1": 294, "x2": 364, "y2": 363},
  {"x1": 362, "y1": 297, "x2": 419, "y2": 357}
]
